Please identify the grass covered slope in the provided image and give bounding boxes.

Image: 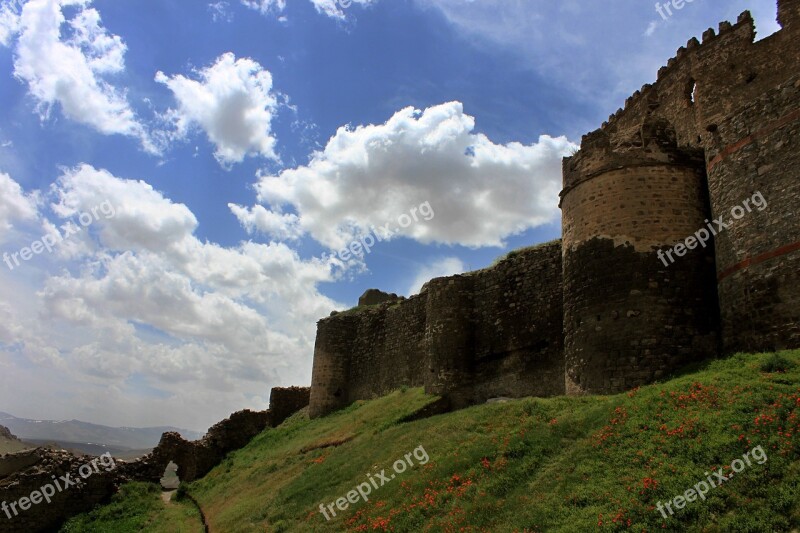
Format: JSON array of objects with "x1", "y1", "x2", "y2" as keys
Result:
[
  {"x1": 0, "y1": 425, "x2": 31, "y2": 454},
  {"x1": 68, "y1": 350, "x2": 800, "y2": 532},
  {"x1": 0, "y1": 437, "x2": 30, "y2": 455},
  {"x1": 60, "y1": 483, "x2": 204, "y2": 533}
]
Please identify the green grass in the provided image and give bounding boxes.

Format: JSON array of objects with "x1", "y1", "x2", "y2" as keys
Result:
[
  {"x1": 65, "y1": 350, "x2": 800, "y2": 532},
  {"x1": 489, "y1": 239, "x2": 558, "y2": 267},
  {"x1": 60, "y1": 482, "x2": 204, "y2": 533},
  {"x1": 0, "y1": 438, "x2": 30, "y2": 455}
]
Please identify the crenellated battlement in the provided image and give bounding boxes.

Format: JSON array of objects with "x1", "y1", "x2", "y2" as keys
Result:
[{"x1": 594, "y1": 10, "x2": 758, "y2": 147}]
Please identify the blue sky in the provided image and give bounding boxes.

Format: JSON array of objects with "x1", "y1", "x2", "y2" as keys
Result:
[{"x1": 0, "y1": 0, "x2": 781, "y2": 430}]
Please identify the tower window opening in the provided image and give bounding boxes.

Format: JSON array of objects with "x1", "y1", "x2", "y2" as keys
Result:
[{"x1": 686, "y1": 79, "x2": 697, "y2": 105}]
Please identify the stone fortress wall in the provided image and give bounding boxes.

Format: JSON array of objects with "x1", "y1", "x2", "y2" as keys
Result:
[
  {"x1": 309, "y1": 241, "x2": 564, "y2": 416},
  {"x1": 310, "y1": 0, "x2": 800, "y2": 417}
]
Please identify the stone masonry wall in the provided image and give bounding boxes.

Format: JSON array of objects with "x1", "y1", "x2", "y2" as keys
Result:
[
  {"x1": 0, "y1": 449, "x2": 119, "y2": 533},
  {"x1": 309, "y1": 241, "x2": 564, "y2": 417},
  {"x1": 309, "y1": 314, "x2": 358, "y2": 417},
  {"x1": 469, "y1": 241, "x2": 564, "y2": 401},
  {"x1": 706, "y1": 76, "x2": 800, "y2": 353},
  {"x1": 269, "y1": 386, "x2": 311, "y2": 427},
  {"x1": 347, "y1": 295, "x2": 428, "y2": 401}
]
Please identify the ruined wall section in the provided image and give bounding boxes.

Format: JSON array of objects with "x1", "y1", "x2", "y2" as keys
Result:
[
  {"x1": 269, "y1": 386, "x2": 311, "y2": 427},
  {"x1": 0, "y1": 389, "x2": 312, "y2": 532},
  {"x1": 347, "y1": 296, "x2": 427, "y2": 401},
  {"x1": 124, "y1": 409, "x2": 272, "y2": 484},
  {"x1": 309, "y1": 296, "x2": 428, "y2": 418},
  {"x1": 309, "y1": 241, "x2": 565, "y2": 417},
  {"x1": 0, "y1": 449, "x2": 119, "y2": 533},
  {"x1": 469, "y1": 241, "x2": 565, "y2": 401},
  {"x1": 309, "y1": 315, "x2": 358, "y2": 418}
]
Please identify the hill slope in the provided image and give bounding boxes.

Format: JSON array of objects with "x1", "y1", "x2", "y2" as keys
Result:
[
  {"x1": 0, "y1": 424, "x2": 31, "y2": 454},
  {"x1": 64, "y1": 350, "x2": 800, "y2": 532}
]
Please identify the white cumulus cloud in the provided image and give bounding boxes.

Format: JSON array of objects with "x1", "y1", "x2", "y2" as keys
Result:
[
  {"x1": 228, "y1": 203, "x2": 303, "y2": 242},
  {"x1": 9, "y1": 0, "x2": 152, "y2": 150},
  {"x1": 156, "y1": 53, "x2": 281, "y2": 168},
  {"x1": 309, "y1": 0, "x2": 376, "y2": 20},
  {"x1": 240, "y1": 0, "x2": 285, "y2": 15},
  {"x1": 241, "y1": 0, "x2": 375, "y2": 20},
  {"x1": 235, "y1": 101, "x2": 575, "y2": 251},
  {"x1": 0, "y1": 171, "x2": 39, "y2": 234},
  {"x1": 0, "y1": 164, "x2": 343, "y2": 429},
  {"x1": 0, "y1": 0, "x2": 21, "y2": 45}
]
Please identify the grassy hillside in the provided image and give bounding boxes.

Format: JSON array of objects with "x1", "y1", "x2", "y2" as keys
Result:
[
  {"x1": 0, "y1": 437, "x2": 30, "y2": 455},
  {"x1": 64, "y1": 350, "x2": 800, "y2": 532},
  {"x1": 61, "y1": 483, "x2": 203, "y2": 533},
  {"x1": 0, "y1": 425, "x2": 31, "y2": 454}
]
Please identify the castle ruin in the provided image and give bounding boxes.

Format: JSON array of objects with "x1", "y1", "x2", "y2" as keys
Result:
[{"x1": 309, "y1": 0, "x2": 800, "y2": 418}]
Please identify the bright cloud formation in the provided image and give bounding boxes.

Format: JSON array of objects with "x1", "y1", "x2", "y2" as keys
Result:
[
  {"x1": 156, "y1": 53, "x2": 280, "y2": 168},
  {"x1": 0, "y1": 171, "x2": 38, "y2": 233},
  {"x1": 308, "y1": 0, "x2": 377, "y2": 20},
  {"x1": 240, "y1": 0, "x2": 285, "y2": 15},
  {"x1": 233, "y1": 101, "x2": 575, "y2": 250},
  {"x1": 241, "y1": 0, "x2": 375, "y2": 20},
  {"x1": 0, "y1": 0, "x2": 20, "y2": 45},
  {"x1": 0, "y1": 167, "x2": 341, "y2": 429},
  {"x1": 2, "y1": 0, "x2": 152, "y2": 150}
]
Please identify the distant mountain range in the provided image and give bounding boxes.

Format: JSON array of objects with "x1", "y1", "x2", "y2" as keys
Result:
[{"x1": 0, "y1": 412, "x2": 202, "y2": 454}]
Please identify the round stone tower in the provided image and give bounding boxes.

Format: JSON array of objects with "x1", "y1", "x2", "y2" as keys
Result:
[
  {"x1": 308, "y1": 315, "x2": 357, "y2": 418},
  {"x1": 560, "y1": 119, "x2": 719, "y2": 395}
]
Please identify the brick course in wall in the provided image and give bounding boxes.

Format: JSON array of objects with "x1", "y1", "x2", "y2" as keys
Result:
[{"x1": 705, "y1": 77, "x2": 800, "y2": 353}]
